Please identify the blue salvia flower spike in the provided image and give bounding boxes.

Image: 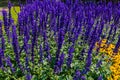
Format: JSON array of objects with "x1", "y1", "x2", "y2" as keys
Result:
[
  {"x1": 113, "y1": 35, "x2": 120, "y2": 53},
  {"x1": 0, "y1": 48, "x2": 3, "y2": 68},
  {"x1": 26, "y1": 73, "x2": 32, "y2": 80},
  {"x1": 66, "y1": 45, "x2": 74, "y2": 68},
  {"x1": 5, "y1": 56, "x2": 15, "y2": 73},
  {"x1": 73, "y1": 70, "x2": 81, "y2": 80},
  {"x1": 81, "y1": 76, "x2": 86, "y2": 80},
  {"x1": 39, "y1": 45, "x2": 43, "y2": 63},
  {"x1": 12, "y1": 25, "x2": 23, "y2": 71},
  {"x1": 0, "y1": 21, "x2": 2, "y2": 38},
  {"x1": 97, "y1": 75, "x2": 103, "y2": 80}
]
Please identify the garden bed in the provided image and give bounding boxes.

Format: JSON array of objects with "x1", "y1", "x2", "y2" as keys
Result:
[{"x1": 0, "y1": 0, "x2": 120, "y2": 80}]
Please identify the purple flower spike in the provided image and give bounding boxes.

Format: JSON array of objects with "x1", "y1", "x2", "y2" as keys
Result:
[
  {"x1": 1, "y1": 37, "x2": 5, "y2": 52},
  {"x1": 0, "y1": 48, "x2": 3, "y2": 68},
  {"x1": 44, "y1": 42, "x2": 51, "y2": 61},
  {"x1": 66, "y1": 45, "x2": 74, "y2": 68},
  {"x1": 114, "y1": 35, "x2": 120, "y2": 53},
  {"x1": 12, "y1": 25, "x2": 23, "y2": 71},
  {"x1": 96, "y1": 60, "x2": 102, "y2": 68},
  {"x1": 26, "y1": 73, "x2": 32, "y2": 80},
  {"x1": 0, "y1": 21, "x2": 2, "y2": 38},
  {"x1": 2, "y1": 10, "x2": 8, "y2": 27},
  {"x1": 2, "y1": 10, "x2": 10, "y2": 42},
  {"x1": 97, "y1": 75, "x2": 103, "y2": 80},
  {"x1": 5, "y1": 56, "x2": 15, "y2": 72},
  {"x1": 73, "y1": 70, "x2": 81, "y2": 80},
  {"x1": 59, "y1": 53, "x2": 65, "y2": 70},
  {"x1": 39, "y1": 45, "x2": 43, "y2": 63},
  {"x1": 8, "y1": 1, "x2": 12, "y2": 25},
  {"x1": 81, "y1": 76, "x2": 86, "y2": 80},
  {"x1": 54, "y1": 53, "x2": 65, "y2": 74}
]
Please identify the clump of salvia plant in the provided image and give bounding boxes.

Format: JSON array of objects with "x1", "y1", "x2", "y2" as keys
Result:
[{"x1": 0, "y1": 0, "x2": 120, "y2": 80}]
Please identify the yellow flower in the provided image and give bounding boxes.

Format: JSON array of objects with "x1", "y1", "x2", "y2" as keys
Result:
[
  {"x1": 99, "y1": 48, "x2": 106, "y2": 52},
  {"x1": 101, "y1": 39, "x2": 107, "y2": 43},
  {"x1": 113, "y1": 75, "x2": 119, "y2": 80},
  {"x1": 95, "y1": 39, "x2": 120, "y2": 80},
  {"x1": 107, "y1": 76, "x2": 113, "y2": 80},
  {"x1": 100, "y1": 43, "x2": 107, "y2": 48},
  {"x1": 95, "y1": 42, "x2": 99, "y2": 47},
  {"x1": 110, "y1": 66, "x2": 115, "y2": 71},
  {"x1": 109, "y1": 44, "x2": 115, "y2": 49}
]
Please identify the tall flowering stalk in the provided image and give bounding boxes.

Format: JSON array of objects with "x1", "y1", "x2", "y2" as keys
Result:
[
  {"x1": 24, "y1": 36, "x2": 30, "y2": 72},
  {"x1": 2, "y1": 10, "x2": 8, "y2": 27},
  {"x1": 54, "y1": 53, "x2": 65, "y2": 74},
  {"x1": 18, "y1": 13, "x2": 24, "y2": 36},
  {"x1": 54, "y1": 29, "x2": 65, "y2": 74},
  {"x1": 0, "y1": 48, "x2": 3, "y2": 68},
  {"x1": 5, "y1": 56, "x2": 15, "y2": 72},
  {"x1": 39, "y1": 45, "x2": 43, "y2": 63},
  {"x1": 56, "y1": 29, "x2": 65, "y2": 61},
  {"x1": 31, "y1": 21, "x2": 37, "y2": 64},
  {"x1": 66, "y1": 45, "x2": 74, "y2": 68},
  {"x1": 12, "y1": 25, "x2": 22, "y2": 71},
  {"x1": 0, "y1": 21, "x2": 2, "y2": 38},
  {"x1": 97, "y1": 75, "x2": 103, "y2": 80},
  {"x1": 82, "y1": 41, "x2": 95, "y2": 74},
  {"x1": 114, "y1": 35, "x2": 120, "y2": 53},
  {"x1": 0, "y1": 37, "x2": 5, "y2": 69},
  {"x1": 24, "y1": 36, "x2": 32, "y2": 80},
  {"x1": 44, "y1": 42, "x2": 51, "y2": 61},
  {"x1": 73, "y1": 70, "x2": 81, "y2": 80},
  {"x1": 2, "y1": 10, "x2": 10, "y2": 42},
  {"x1": 1, "y1": 37, "x2": 5, "y2": 57},
  {"x1": 8, "y1": 1, "x2": 12, "y2": 25}
]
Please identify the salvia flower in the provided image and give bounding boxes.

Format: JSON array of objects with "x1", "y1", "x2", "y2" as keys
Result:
[
  {"x1": 39, "y1": 45, "x2": 43, "y2": 63},
  {"x1": 2, "y1": 10, "x2": 11, "y2": 42},
  {"x1": 114, "y1": 35, "x2": 120, "y2": 53},
  {"x1": 8, "y1": 1, "x2": 12, "y2": 25},
  {"x1": 0, "y1": 21, "x2": 2, "y2": 38},
  {"x1": 54, "y1": 53, "x2": 65, "y2": 74},
  {"x1": 84, "y1": 41, "x2": 95, "y2": 74},
  {"x1": 81, "y1": 76, "x2": 86, "y2": 80},
  {"x1": 96, "y1": 60, "x2": 102, "y2": 68},
  {"x1": 26, "y1": 73, "x2": 32, "y2": 80},
  {"x1": 59, "y1": 53, "x2": 65, "y2": 71},
  {"x1": 1, "y1": 37, "x2": 5, "y2": 52},
  {"x1": 66, "y1": 45, "x2": 74, "y2": 68},
  {"x1": 57, "y1": 29, "x2": 65, "y2": 50},
  {"x1": 24, "y1": 36, "x2": 30, "y2": 72},
  {"x1": 5, "y1": 56, "x2": 15, "y2": 72},
  {"x1": 0, "y1": 48, "x2": 3, "y2": 68},
  {"x1": 44, "y1": 42, "x2": 51, "y2": 61},
  {"x1": 73, "y1": 70, "x2": 81, "y2": 80},
  {"x1": 2, "y1": 10, "x2": 8, "y2": 27},
  {"x1": 97, "y1": 75, "x2": 103, "y2": 80},
  {"x1": 12, "y1": 25, "x2": 22, "y2": 70},
  {"x1": 55, "y1": 29, "x2": 65, "y2": 62}
]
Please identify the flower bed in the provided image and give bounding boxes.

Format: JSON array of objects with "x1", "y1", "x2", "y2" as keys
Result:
[{"x1": 0, "y1": 0, "x2": 120, "y2": 80}]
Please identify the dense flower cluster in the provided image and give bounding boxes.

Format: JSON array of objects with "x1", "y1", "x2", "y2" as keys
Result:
[
  {"x1": 0, "y1": 0, "x2": 120, "y2": 80},
  {"x1": 95, "y1": 39, "x2": 120, "y2": 80}
]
